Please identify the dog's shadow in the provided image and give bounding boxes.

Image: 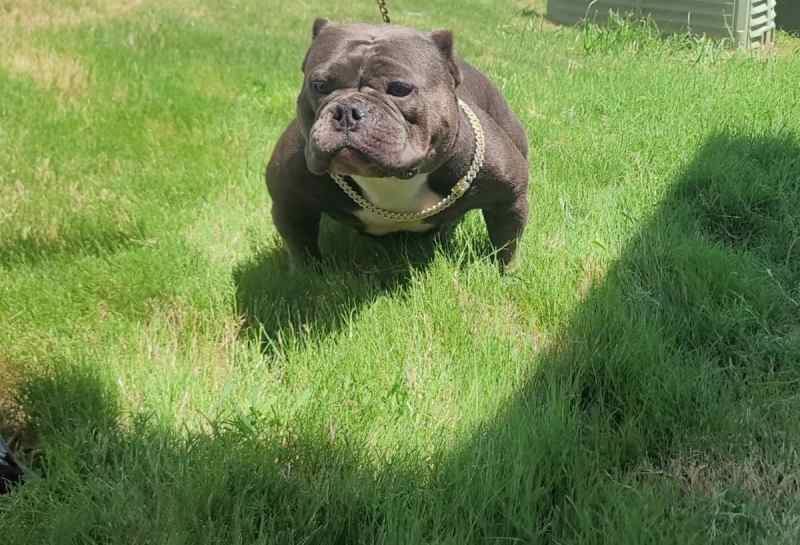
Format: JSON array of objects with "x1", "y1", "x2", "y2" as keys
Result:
[{"x1": 232, "y1": 214, "x2": 494, "y2": 353}]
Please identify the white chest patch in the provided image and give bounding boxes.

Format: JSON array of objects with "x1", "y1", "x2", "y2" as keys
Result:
[{"x1": 350, "y1": 174, "x2": 441, "y2": 236}]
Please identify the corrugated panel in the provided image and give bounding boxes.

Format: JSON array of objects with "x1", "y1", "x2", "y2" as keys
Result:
[
  {"x1": 547, "y1": 0, "x2": 776, "y2": 47},
  {"x1": 748, "y1": 0, "x2": 776, "y2": 47}
]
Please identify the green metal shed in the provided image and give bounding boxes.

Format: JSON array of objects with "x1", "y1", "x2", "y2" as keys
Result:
[{"x1": 547, "y1": 0, "x2": 778, "y2": 48}]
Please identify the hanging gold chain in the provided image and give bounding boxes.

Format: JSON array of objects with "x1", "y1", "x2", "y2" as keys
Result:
[
  {"x1": 375, "y1": 0, "x2": 391, "y2": 23},
  {"x1": 330, "y1": 99, "x2": 485, "y2": 223}
]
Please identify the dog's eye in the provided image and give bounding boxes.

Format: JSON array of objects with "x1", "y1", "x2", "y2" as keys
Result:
[
  {"x1": 386, "y1": 81, "x2": 414, "y2": 97},
  {"x1": 310, "y1": 79, "x2": 331, "y2": 94}
]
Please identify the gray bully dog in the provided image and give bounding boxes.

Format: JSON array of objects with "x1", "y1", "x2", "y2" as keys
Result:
[{"x1": 266, "y1": 19, "x2": 529, "y2": 269}]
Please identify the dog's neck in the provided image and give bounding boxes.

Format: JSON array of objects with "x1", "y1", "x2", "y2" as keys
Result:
[
  {"x1": 350, "y1": 174, "x2": 439, "y2": 213},
  {"x1": 348, "y1": 173, "x2": 439, "y2": 235},
  {"x1": 429, "y1": 103, "x2": 475, "y2": 191}
]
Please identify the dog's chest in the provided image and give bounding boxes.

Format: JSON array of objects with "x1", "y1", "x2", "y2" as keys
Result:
[{"x1": 349, "y1": 175, "x2": 440, "y2": 236}]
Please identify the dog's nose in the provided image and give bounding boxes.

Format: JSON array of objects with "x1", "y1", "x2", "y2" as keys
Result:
[{"x1": 332, "y1": 103, "x2": 366, "y2": 131}]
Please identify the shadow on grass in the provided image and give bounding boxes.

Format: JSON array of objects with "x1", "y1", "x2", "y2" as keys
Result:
[
  {"x1": 232, "y1": 215, "x2": 493, "y2": 355},
  {"x1": 0, "y1": 224, "x2": 146, "y2": 268},
  {"x1": 3, "y1": 133, "x2": 799, "y2": 543},
  {"x1": 417, "y1": 132, "x2": 800, "y2": 542}
]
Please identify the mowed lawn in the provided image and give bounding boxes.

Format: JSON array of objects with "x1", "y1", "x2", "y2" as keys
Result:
[{"x1": 2, "y1": 0, "x2": 800, "y2": 542}]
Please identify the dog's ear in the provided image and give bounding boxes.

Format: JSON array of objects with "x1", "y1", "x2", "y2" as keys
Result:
[
  {"x1": 430, "y1": 30, "x2": 462, "y2": 87},
  {"x1": 302, "y1": 18, "x2": 331, "y2": 73},
  {"x1": 312, "y1": 18, "x2": 329, "y2": 39}
]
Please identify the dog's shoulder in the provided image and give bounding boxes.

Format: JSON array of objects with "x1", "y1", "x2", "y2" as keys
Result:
[{"x1": 456, "y1": 60, "x2": 528, "y2": 160}]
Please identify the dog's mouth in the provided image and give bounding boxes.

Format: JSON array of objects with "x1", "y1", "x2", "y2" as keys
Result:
[
  {"x1": 330, "y1": 146, "x2": 380, "y2": 177},
  {"x1": 327, "y1": 146, "x2": 417, "y2": 179}
]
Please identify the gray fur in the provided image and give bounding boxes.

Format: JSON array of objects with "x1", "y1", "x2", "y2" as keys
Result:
[{"x1": 266, "y1": 20, "x2": 529, "y2": 268}]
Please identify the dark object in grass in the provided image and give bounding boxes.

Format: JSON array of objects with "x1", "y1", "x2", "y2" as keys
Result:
[
  {"x1": 0, "y1": 436, "x2": 24, "y2": 494},
  {"x1": 266, "y1": 19, "x2": 529, "y2": 270}
]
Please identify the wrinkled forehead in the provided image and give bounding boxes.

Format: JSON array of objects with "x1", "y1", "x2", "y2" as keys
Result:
[{"x1": 305, "y1": 24, "x2": 443, "y2": 83}]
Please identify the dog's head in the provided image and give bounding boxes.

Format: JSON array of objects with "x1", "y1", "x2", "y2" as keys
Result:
[{"x1": 297, "y1": 19, "x2": 462, "y2": 179}]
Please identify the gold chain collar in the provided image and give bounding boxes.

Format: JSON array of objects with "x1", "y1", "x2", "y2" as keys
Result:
[
  {"x1": 330, "y1": 99, "x2": 485, "y2": 223},
  {"x1": 375, "y1": 0, "x2": 391, "y2": 24}
]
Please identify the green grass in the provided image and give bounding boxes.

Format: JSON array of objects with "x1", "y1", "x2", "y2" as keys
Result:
[{"x1": 2, "y1": 1, "x2": 800, "y2": 543}]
